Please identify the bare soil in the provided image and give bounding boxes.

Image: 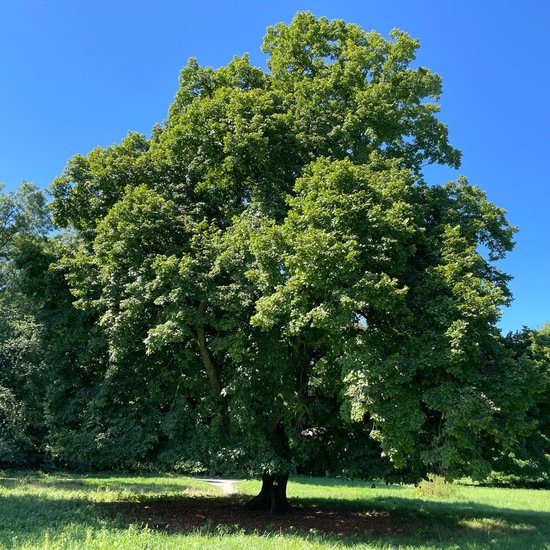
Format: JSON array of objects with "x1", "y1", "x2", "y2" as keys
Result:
[{"x1": 113, "y1": 496, "x2": 415, "y2": 539}]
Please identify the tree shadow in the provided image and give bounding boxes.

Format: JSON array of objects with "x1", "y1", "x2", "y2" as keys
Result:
[{"x1": 98, "y1": 490, "x2": 550, "y2": 549}]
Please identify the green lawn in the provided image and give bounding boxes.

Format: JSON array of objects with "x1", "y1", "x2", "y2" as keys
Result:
[{"x1": 0, "y1": 472, "x2": 548, "y2": 549}]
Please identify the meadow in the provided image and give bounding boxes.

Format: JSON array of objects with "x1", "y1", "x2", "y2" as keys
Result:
[{"x1": 0, "y1": 472, "x2": 548, "y2": 549}]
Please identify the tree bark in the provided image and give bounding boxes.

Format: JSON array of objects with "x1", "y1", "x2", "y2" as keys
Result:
[
  {"x1": 195, "y1": 301, "x2": 230, "y2": 437},
  {"x1": 246, "y1": 472, "x2": 290, "y2": 515},
  {"x1": 196, "y1": 301, "x2": 222, "y2": 395}
]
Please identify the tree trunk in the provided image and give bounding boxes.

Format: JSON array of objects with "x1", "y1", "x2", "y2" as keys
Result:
[
  {"x1": 194, "y1": 301, "x2": 230, "y2": 437},
  {"x1": 196, "y1": 301, "x2": 222, "y2": 395},
  {"x1": 247, "y1": 472, "x2": 290, "y2": 515}
]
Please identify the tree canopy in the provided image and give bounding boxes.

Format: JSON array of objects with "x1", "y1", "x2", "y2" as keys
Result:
[{"x1": 2, "y1": 12, "x2": 545, "y2": 510}]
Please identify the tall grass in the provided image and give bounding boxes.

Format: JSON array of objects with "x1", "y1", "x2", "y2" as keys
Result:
[{"x1": 0, "y1": 472, "x2": 549, "y2": 549}]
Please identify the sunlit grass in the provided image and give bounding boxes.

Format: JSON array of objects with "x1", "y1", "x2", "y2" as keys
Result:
[
  {"x1": 1, "y1": 472, "x2": 549, "y2": 549},
  {"x1": 237, "y1": 476, "x2": 550, "y2": 514}
]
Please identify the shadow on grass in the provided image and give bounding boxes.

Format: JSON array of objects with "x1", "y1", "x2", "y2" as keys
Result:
[
  {"x1": 0, "y1": 474, "x2": 218, "y2": 496},
  {"x1": 89, "y1": 493, "x2": 550, "y2": 549},
  {"x1": 290, "y1": 476, "x2": 550, "y2": 520},
  {"x1": 0, "y1": 479, "x2": 549, "y2": 549},
  {"x1": 0, "y1": 492, "x2": 104, "y2": 548}
]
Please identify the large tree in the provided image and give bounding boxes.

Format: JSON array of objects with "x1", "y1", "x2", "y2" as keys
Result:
[{"x1": 49, "y1": 12, "x2": 540, "y2": 512}]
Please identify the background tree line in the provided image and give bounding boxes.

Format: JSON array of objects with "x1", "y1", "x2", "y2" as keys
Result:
[{"x1": 1, "y1": 12, "x2": 548, "y2": 508}]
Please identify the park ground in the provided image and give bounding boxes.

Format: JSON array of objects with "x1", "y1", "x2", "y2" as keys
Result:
[{"x1": 0, "y1": 472, "x2": 549, "y2": 548}]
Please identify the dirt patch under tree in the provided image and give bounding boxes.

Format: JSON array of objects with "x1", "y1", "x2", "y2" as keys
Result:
[{"x1": 112, "y1": 496, "x2": 416, "y2": 540}]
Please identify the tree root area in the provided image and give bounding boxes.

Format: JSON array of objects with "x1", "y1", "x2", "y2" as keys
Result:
[{"x1": 113, "y1": 497, "x2": 413, "y2": 539}]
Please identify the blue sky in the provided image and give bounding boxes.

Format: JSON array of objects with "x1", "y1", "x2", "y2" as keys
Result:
[{"x1": 1, "y1": 0, "x2": 548, "y2": 333}]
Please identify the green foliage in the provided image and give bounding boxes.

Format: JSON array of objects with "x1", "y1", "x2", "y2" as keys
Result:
[
  {"x1": 0, "y1": 183, "x2": 53, "y2": 466},
  {"x1": 31, "y1": 11, "x2": 545, "y2": 486},
  {"x1": 261, "y1": 12, "x2": 461, "y2": 171},
  {"x1": 489, "y1": 326, "x2": 550, "y2": 483},
  {"x1": 539, "y1": 321, "x2": 550, "y2": 336},
  {"x1": 49, "y1": 132, "x2": 150, "y2": 233},
  {"x1": 0, "y1": 181, "x2": 51, "y2": 258}
]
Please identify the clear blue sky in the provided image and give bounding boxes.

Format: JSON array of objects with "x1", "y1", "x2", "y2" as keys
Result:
[{"x1": 1, "y1": 0, "x2": 548, "y2": 333}]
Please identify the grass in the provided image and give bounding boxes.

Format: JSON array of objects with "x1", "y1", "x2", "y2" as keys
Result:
[{"x1": 0, "y1": 471, "x2": 549, "y2": 549}]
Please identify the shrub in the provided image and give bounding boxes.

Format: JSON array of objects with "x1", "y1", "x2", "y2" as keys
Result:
[{"x1": 415, "y1": 474, "x2": 456, "y2": 499}]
